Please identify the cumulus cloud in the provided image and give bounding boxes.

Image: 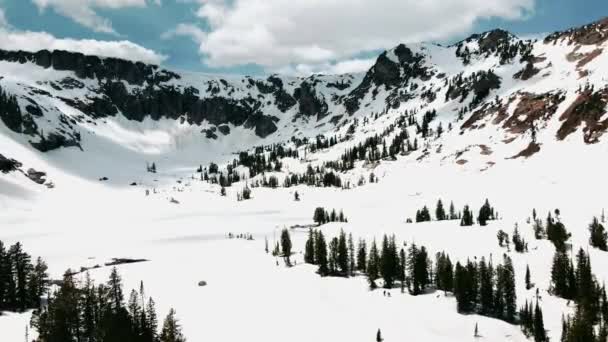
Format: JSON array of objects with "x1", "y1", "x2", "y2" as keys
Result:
[
  {"x1": 0, "y1": 8, "x2": 8, "y2": 28},
  {"x1": 274, "y1": 58, "x2": 376, "y2": 77},
  {"x1": 0, "y1": 12, "x2": 166, "y2": 65},
  {"x1": 181, "y1": 0, "x2": 534, "y2": 69},
  {"x1": 31, "y1": 0, "x2": 159, "y2": 34},
  {"x1": 161, "y1": 23, "x2": 206, "y2": 43}
]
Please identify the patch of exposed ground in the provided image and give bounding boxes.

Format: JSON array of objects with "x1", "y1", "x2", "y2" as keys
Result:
[
  {"x1": 461, "y1": 97, "x2": 514, "y2": 130},
  {"x1": 557, "y1": 87, "x2": 608, "y2": 143},
  {"x1": 503, "y1": 92, "x2": 565, "y2": 135},
  {"x1": 508, "y1": 142, "x2": 541, "y2": 159},
  {"x1": 478, "y1": 145, "x2": 493, "y2": 155}
]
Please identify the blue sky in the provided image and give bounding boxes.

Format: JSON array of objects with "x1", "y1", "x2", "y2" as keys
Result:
[{"x1": 0, "y1": 0, "x2": 606, "y2": 76}]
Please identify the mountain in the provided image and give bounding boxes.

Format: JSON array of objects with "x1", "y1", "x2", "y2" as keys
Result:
[
  {"x1": 1, "y1": 18, "x2": 607, "y2": 156},
  {"x1": 2, "y1": 17, "x2": 608, "y2": 342}
]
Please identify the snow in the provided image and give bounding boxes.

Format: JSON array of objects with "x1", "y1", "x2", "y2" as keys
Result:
[{"x1": 2, "y1": 26, "x2": 608, "y2": 342}]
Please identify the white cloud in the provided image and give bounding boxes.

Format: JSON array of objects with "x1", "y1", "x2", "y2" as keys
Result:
[
  {"x1": 161, "y1": 23, "x2": 206, "y2": 43},
  {"x1": 0, "y1": 28, "x2": 166, "y2": 64},
  {"x1": 31, "y1": 0, "x2": 153, "y2": 34},
  {"x1": 0, "y1": 8, "x2": 8, "y2": 28},
  {"x1": 326, "y1": 58, "x2": 376, "y2": 75},
  {"x1": 184, "y1": 0, "x2": 534, "y2": 69},
  {"x1": 274, "y1": 58, "x2": 376, "y2": 77}
]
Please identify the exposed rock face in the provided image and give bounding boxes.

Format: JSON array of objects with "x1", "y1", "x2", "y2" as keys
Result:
[
  {"x1": 557, "y1": 87, "x2": 608, "y2": 143},
  {"x1": 294, "y1": 82, "x2": 328, "y2": 120},
  {"x1": 0, "y1": 154, "x2": 22, "y2": 173},
  {"x1": 447, "y1": 70, "x2": 502, "y2": 109},
  {"x1": 514, "y1": 62, "x2": 540, "y2": 80},
  {"x1": 344, "y1": 44, "x2": 429, "y2": 114},
  {"x1": 30, "y1": 133, "x2": 81, "y2": 152},
  {"x1": 454, "y1": 29, "x2": 533, "y2": 64},
  {"x1": 26, "y1": 168, "x2": 47, "y2": 184},
  {"x1": 0, "y1": 49, "x2": 178, "y2": 86},
  {"x1": 244, "y1": 114, "x2": 278, "y2": 137},
  {"x1": 545, "y1": 17, "x2": 608, "y2": 46},
  {"x1": 503, "y1": 92, "x2": 565, "y2": 135},
  {"x1": 0, "y1": 48, "x2": 342, "y2": 149}
]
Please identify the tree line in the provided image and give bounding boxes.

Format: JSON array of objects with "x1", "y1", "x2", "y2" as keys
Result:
[
  {"x1": 0, "y1": 240, "x2": 49, "y2": 313},
  {"x1": 550, "y1": 247, "x2": 608, "y2": 341},
  {"x1": 299, "y1": 230, "x2": 541, "y2": 334},
  {"x1": 32, "y1": 268, "x2": 186, "y2": 342},
  {"x1": 414, "y1": 199, "x2": 497, "y2": 227},
  {"x1": 313, "y1": 207, "x2": 348, "y2": 225},
  {"x1": 1, "y1": 240, "x2": 187, "y2": 342}
]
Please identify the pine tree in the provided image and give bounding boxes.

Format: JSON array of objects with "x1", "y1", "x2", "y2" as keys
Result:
[
  {"x1": 334, "y1": 230, "x2": 347, "y2": 275},
  {"x1": 367, "y1": 240, "x2": 380, "y2": 289},
  {"x1": 316, "y1": 231, "x2": 329, "y2": 276},
  {"x1": 408, "y1": 244, "x2": 429, "y2": 295},
  {"x1": 416, "y1": 206, "x2": 431, "y2": 222},
  {"x1": 280, "y1": 228, "x2": 292, "y2": 266},
  {"x1": 128, "y1": 289, "x2": 142, "y2": 336},
  {"x1": 108, "y1": 266, "x2": 124, "y2": 312},
  {"x1": 27, "y1": 256, "x2": 48, "y2": 309},
  {"x1": 160, "y1": 308, "x2": 186, "y2": 342},
  {"x1": 460, "y1": 205, "x2": 474, "y2": 226},
  {"x1": 477, "y1": 199, "x2": 494, "y2": 226},
  {"x1": 449, "y1": 201, "x2": 457, "y2": 220},
  {"x1": 454, "y1": 262, "x2": 474, "y2": 313},
  {"x1": 545, "y1": 211, "x2": 570, "y2": 251},
  {"x1": 146, "y1": 298, "x2": 159, "y2": 341},
  {"x1": 502, "y1": 255, "x2": 517, "y2": 322},
  {"x1": 478, "y1": 257, "x2": 494, "y2": 315},
  {"x1": 348, "y1": 233, "x2": 356, "y2": 276},
  {"x1": 551, "y1": 250, "x2": 572, "y2": 299},
  {"x1": 533, "y1": 301, "x2": 547, "y2": 342},
  {"x1": 313, "y1": 207, "x2": 326, "y2": 225},
  {"x1": 304, "y1": 229, "x2": 315, "y2": 264},
  {"x1": 376, "y1": 329, "x2": 383, "y2": 342},
  {"x1": 589, "y1": 217, "x2": 608, "y2": 251},
  {"x1": 435, "y1": 199, "x2": 446, "y2": 221},
  {"x1": 356, "y1": 239, "x2": 367, "y2": 273},
  {"x1": 399, "y1": 248, "x2": 406, "y2": 293},
  {"x1": 512, "y1": 224, "x2": 526, "y2": 253},
  {"x1": 525, "y1": 264, "x2": 533, "y2": 290}
]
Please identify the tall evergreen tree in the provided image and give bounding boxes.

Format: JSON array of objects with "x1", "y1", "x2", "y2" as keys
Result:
[
  {"x1": 356, "y1": 239, "x2": 367, "y2": 273},
  {"x1": 461, "y1": 205, "x2": 474, "y2": 226},
  {"x1": 160, "y1": 309, "x2": 186, "y2": 342},
  {"x1": 533, "y1": 301, "x2": 548, "y2": 342},
  {"x1": 337, "y1": 230, "x2": 349, "y2": 275},
  {"x1": 589, "y1": 217, "x2": 608, "y2": 251},
  {"x1": 280, "y1": 228, "x2": 292, "y2": 266},
  {"x1": 367, "y1": 240, "x2": 380, "y2": 289},
  {"x1": 304, "y1": 229, "x2": 315, "y2": 264},
  {"x1": 502, "y1": 255, "x2": 517, "y2": 322},
  {"x1": 525, "y1": 265, "x2": 533, "y2": 290},
  {"x1": 478, "y1": 257, "x2": 494, "y2": 315},
  {"x1": 435, "y1": 199, "x2": 446, "y2": 221},
  {"x1": 348, "y1": 233, "x2": 356, "y2": 276},
  {"x1": 315, "y1": 231, "x2": 329, "y2": 276},
  {"x1": 449, "y1": 201, "x2": 457, "y2": 220}
]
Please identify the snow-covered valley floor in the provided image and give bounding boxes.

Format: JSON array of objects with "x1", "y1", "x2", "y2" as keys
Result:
[{"x1": 2, "y1": 138, "x2": 608, "y2": 342}]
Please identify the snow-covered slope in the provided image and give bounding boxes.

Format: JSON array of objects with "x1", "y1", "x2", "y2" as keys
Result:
[{"x1": 1, "y1": 17, "x2": 608, "y2": 342}]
